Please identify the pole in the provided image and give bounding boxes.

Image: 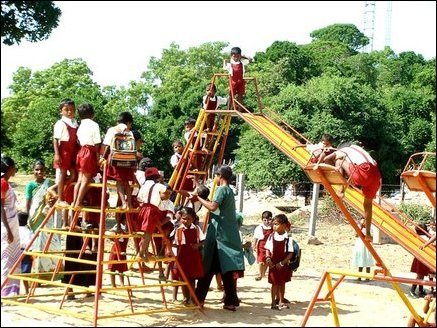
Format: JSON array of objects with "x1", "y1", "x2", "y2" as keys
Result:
[
  {"x1": 237, "y1": 173, "x2": 244, "y2": 213},
  {"x1": 308, "y1": 183, "x2": 320, "y2": 236}
]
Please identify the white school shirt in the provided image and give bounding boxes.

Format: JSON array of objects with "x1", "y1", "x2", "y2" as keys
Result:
[
  {"x1": 53, "y1": 116, "x2": 78, "y2": 143},
  {"x1": 137, "y1": 180, "x2": 167, "y2": 206},
  {"x1": 223, "y1": 59, "x2": 246, "y2": 76},
  {"x1": 102, "y1": 123, "x2": 130, "y2": 146},
  {"x1": 202, "y1": 95, "x2": 228, "y2": 109},
  {"x1": 265, "y1": 232, "x2": 294, "y2": 253},
  {"x1": 77, "y1": 119, "x2": 101, "y2": 146},
  {"x1": 19, "y1": 225, "x2": 34, "y2": 251},
  {"x1": 253, "y1": 224, "x2": 272, "y2": 240},
  {"x1": 175, "y1": 223, "x2": 205, "y2": 245},
  {"x1": 337, "y1": 145, "x2": 376, "y2": 165},
  {"x1": 170, "y1": 153, "x2": 182, "y2": 168}
]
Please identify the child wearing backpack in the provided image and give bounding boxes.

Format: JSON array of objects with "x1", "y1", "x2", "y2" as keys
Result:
[
  {"x1": 101, "y1": 111, "x2": 136, "y2": 225},
  {"x1": 265, "y1": 213, "x2": 294, "y2": 310}
]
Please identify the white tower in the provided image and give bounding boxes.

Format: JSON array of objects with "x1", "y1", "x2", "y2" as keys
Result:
[
  {"x1": 363, "y1": 1, "x2": 376, "y2": 52},
  {"x1": 385, "y1": 1, "x2": 392, "y2": 48}
]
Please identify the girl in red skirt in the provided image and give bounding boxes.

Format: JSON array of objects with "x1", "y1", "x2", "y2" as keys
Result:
[
  {"x1": 265, "y1": 214, "x2": 294, "y2": 310},
  {"x1": 173, "y1": 207, "x2": 205, "y2": 304}
]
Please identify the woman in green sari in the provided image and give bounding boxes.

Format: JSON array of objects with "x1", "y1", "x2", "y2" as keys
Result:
[
  {"x1": 25, "y1": 160, "x2": 61, "y2": 274},
  {"x1": 194, "y1": 165, "x2": 245, "y2": 311}
]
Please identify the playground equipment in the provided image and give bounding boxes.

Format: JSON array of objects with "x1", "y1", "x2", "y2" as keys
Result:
[
  {"x1": 168, "y1": 73, "x2": 435, "y2": 326},
  {"x1": 1, "y1": 166, "x2": 203, "y2": 326},
  {"x1": 2, "y1": 73, "x2": 435, "y2": 326}
]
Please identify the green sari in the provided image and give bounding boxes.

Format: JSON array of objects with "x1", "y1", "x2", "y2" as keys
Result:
[{"x1": 28, "y1": 178, "x2": 63, "y2": 275}]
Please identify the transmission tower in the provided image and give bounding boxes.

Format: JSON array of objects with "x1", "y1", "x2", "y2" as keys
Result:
[
  {"x1": 385, "y1": 1, "x2": 392, "y2": 48},
  {"x1": 363, "y1": 1, "x2": 376, "y2": 53}
]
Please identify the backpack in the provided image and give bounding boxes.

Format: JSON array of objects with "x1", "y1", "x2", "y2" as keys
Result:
[
  {"x1": 288, "y1": 239, "x2": 301, "y2": 272},
  {"x1": 110, "y1": 133, "x2": 137, "y2": 168}
]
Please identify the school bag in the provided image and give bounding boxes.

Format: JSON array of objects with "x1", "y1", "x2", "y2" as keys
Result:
[
  {"x1": 267, "y1": 234, "x2": 302, "y2": 272},
  {"x1": 110, "y1": 132, "x2": 137, "y2": 168},
  {"x1": 287, "y1": 238, "x2": 301, "y2": 272}
]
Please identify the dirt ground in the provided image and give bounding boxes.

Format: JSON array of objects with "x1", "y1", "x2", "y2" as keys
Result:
[{"x1": 0, "y1": 175, "x2": 431, "y2": 327}]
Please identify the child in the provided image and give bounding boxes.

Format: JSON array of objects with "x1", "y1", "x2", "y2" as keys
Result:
[
  {"x1": 307, "y1": 133, "x2": 335, "y2": 165},
  {"x1": 136, "y1": 167, "x2": 171, "y2": 261},
  {"x1": 132, "y1": 130, "x2": 144, "y2": 161},
  {"x1": 184, "y1": 118, "x2": 203, "y2": 170},
  {"x1": 253, "y1": 210, "x2": 273, "y2": 281},
  {"x1": 108, "y1": 214, "x2": 129, "y2": 288},
  {"x1": 410, "y1": 223, "x2": 432, "y2": 298},
  {"x1": 101, "y1": 111, "x2": 136, "y2": 210},
  {"x1": 201, "y1": 83, "x2": 228, "y2": 152},
  {"x1": 407, "y1": 291, "x2": 436, "y2": 327},
  {"x1": 170, "y1": 140, "x2": 184, "y2": 169},
  {"x1": 52, "y1": 98, "x2": 78, "y2": 208},
  {"x1": 265, "y1": 213, "x2": 294, "y2": 310},
  {"x1": 323, "y1": 142, "x2": 381, "y2": 241},
  {"x1": 18, "y1": 211, "x2": 34, "y2": 294},
  {"x1": 73, "y1": 103, "x2": 101, "y2": 223},
  {"x1": 173, "y1": 206, "x2": 205, "y2": 304},
  {"x1": 351, "y1": 218, "x2": 374, "y2": 281},
  {"x1": 223, "y1": 46, "x2": 253, "y2": 112},
  {"x1": 202, "y1": 83, "x2": 228, "y2": 132}
]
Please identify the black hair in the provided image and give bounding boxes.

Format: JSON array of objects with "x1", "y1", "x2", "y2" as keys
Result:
[
  {"x1": 78, "y1": 103, "x2": 94, "y2": 119},
  {"x1": 206, "y1": 83, "x2": 217, "y2": 92},
  {"x1": 321, "y1": 134, "x2": 334, "y2": 145},
  {"x1": 132, "y1": 130, "x2": 142, "y2": 141},
  {"x1": 138, "y1": 157, "x2": 153, "y2": 171},
  {"x1": 184, "y1": 118, "x2": 196, "y2": 126},
  {"x1": 180, "y1": 206, "x2": 197, "y2": 219},
  {"x1": 231, "y1": 47, "x2": 242, "y2": 55},
  {"x1": 33, "y1": 159, "x2": 45, "y2": 168},
  {"x1": 173, "y1": 139, "x2": 183, "y2": 147},
  {"x1": 18, "y1": 211, "x2": 29, "y2": 226},
  {"x1": 117, "y1": 111, "x2": 133, "y2": 125},
  {"x1": 1, "y1": 156, "x2": 15, "y2": 174},
  {"x1": 262, "y1": 210, "x2": 273, "y2": 219},
  {"x1": 415, "y1": 223, "x2": 428, "y2": 235},
  {"x1": 272, "y1": 213, "x2": 289, "y2": 225},
  {"x1": 59, "y1": 98, "x2": 75, "y2": 110},
  {"x1": 197, "y1": 185, "x2": 210, "y2": 199},
  {"x1": 215, "y1": 165, "x2": 233, "y2": 181}
]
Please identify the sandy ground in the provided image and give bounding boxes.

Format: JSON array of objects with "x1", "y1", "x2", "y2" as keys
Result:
[{"x1": 1, "y1": 175, "x2": 431, "y2": 327}]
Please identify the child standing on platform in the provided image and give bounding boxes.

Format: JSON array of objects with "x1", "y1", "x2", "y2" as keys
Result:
[
  {"x1": 52, "y1": 99, "x2": 78, "y2": 209},
  {"x1": 253, "y1": 210, "x2": 273, "y2": 281},
  {"x1": 173, "y1": 206, "x2": 205, "y2": 304},
  {"x1": 101, "y1": 111, "x2": 136, "y2": 210},
  {"x1": 73, "y1": 103, "x2": 101, "y2": 214},
  {"x1": 223, "y1": 46, "x2": 253, "y2": 111},
  {"x1": 137, "y1": 167, "x2": 171, "y2": 261},
  {"x1": 265, "y1": 213, "x2": 294, "y2": 310}
]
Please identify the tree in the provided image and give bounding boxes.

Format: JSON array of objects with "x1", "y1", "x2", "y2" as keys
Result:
[
  {"x1": 310, "y1": 23, "x2": 369, "y2": 52},
  {"x1": 1, "y1": 1, "x2": 61, "y2": 45}
]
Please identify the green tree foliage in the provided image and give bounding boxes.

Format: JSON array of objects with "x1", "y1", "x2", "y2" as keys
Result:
[
  {"x1": 2, "y1": 59, "x2": 105, "y2": 172},
  {"x1": 234, "y1": 129, "x2": 306, "y2": 189},
  {"x1": 309, "y1": 23, "x2": 369, "y2": 52},
  {"x1": 1, "y1": 1, "x2": 61, "y2": 45},
  {"x1": 1, "y1": 23, "x2": 435, "y2": 192}
]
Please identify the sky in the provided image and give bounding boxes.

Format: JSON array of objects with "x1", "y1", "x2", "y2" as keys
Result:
[{"x1": 1, "y1": 1, "x2": 436, "y2": 98}]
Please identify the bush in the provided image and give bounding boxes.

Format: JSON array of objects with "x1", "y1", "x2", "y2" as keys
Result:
[{"x1": 398, "y1": 203, "x2": 433, "y2": 224}]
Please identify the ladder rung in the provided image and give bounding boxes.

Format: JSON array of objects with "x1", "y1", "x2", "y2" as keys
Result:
[{"x1": 187, "y1": 170, "x2": 208, "y2": 175}]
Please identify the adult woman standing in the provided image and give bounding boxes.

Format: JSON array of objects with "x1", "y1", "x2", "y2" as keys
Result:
[
  {"x1": 194, "y1": 165, "x2": 244, "y2": 311},
  {"x1": 1, "y1": 156, "x2": 20, "y2": 296}
]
